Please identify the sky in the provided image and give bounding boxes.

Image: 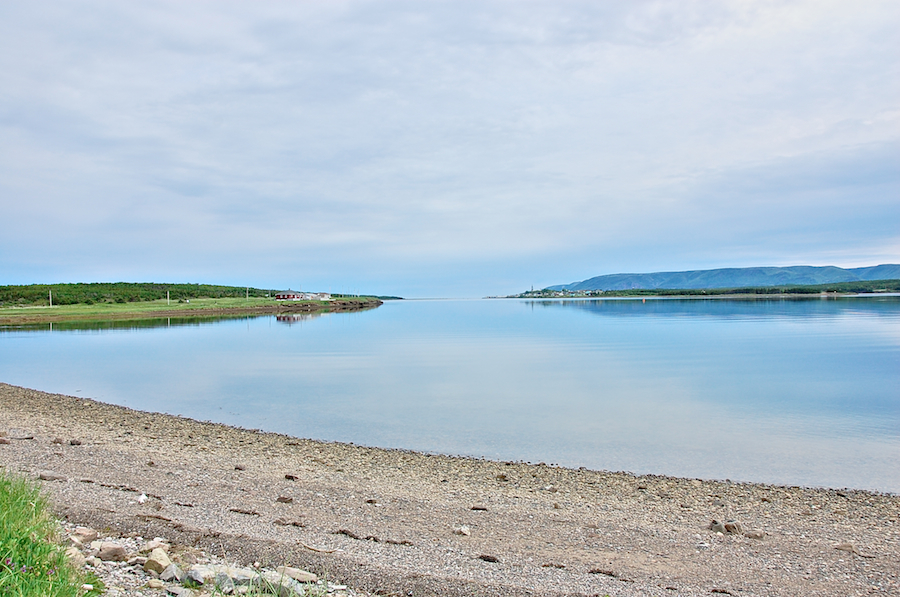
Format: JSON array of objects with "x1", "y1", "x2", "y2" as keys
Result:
[{"x1": 1, "y1": 1, "x2": 898, "y2": 298}]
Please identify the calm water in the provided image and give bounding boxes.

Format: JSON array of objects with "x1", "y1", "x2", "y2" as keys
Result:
[{"x1": 2, "y1": 297, "x2": 898, "y2": 493}]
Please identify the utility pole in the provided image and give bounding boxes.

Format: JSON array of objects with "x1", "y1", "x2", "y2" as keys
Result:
[
  {"x1": 167, "y1": 290, "x2": 170, "y2": 306},
  {"x1": 246, "y1": 286, "x2": 249, "y2": 300},
  {"x1": 49, "y1": 289, "x2": 52, "y2": 307}
]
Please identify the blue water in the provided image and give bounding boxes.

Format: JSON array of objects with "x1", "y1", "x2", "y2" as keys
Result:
[{"x1": 2, "y1": 297, "x2": 898, "y2": 492}]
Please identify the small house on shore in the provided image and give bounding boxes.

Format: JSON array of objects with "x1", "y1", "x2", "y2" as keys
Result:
[
  {"x1": 275, "y1": 290, "x2": 332, "y2": 301},
  {"x1": 275, "y1": 289, "x2": 303, "y2": 300}
]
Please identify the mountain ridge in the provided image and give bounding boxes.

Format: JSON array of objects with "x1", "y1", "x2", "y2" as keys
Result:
[{"x1": 547, "y1": 264, "x2": 900, "y2": 292}]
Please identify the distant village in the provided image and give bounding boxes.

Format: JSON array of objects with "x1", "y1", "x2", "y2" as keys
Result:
[{"x1": 508, "y1": 289, "x2": 607, "y2": 298}]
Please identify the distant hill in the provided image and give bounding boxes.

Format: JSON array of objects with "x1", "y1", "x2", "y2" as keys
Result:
[{"x1": 547, "y1": 264, "x2": 900, "y2": 292}]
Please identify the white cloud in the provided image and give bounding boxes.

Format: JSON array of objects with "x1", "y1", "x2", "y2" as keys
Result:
[{"x1": 0, "y1": 0, "x2": 897, "y2": 295}]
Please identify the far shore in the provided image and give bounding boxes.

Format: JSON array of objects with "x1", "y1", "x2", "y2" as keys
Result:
[
  {"x1": 1, "y1": 383, "x2": 897, "y2": 596},
  {"x1": 0, "y1": 297, "x2": 383, "y2": 325}
]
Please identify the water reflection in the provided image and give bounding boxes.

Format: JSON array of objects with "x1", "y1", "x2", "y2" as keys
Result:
[
  {"x1": 275, "y1": 313, "x2": 326, "y2": 325},
  {"x1": 0, "y1": 314, "x2": 267, "y2": 333},
  {"x1": 529, "y1": 295, "x2": 900, "y2": 319}
]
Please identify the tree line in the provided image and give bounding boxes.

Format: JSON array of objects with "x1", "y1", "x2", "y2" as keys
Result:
[{"x1": 0, "y1": 283, "x2": 273, "y2": 306}]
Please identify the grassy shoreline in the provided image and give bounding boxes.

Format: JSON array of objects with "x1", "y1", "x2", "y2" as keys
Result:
[
  {"x1": 0, "y1": 470, "x2": 97, "y2": 596},
  {"x1": 0, "y1": 297, "x2": 383, "y2": 325}
]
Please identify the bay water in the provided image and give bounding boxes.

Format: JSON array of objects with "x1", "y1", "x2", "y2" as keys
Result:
[{"x1": 1, "y1": 297, "x2": 898, "y2": 493}]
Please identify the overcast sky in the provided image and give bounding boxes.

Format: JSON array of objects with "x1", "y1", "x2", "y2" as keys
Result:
[{"x1": 1, "y1": 1, "x2": 897, "y2": 297}]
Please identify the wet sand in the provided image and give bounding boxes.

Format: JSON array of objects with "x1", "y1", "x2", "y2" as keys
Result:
[{"x1": 1, "y1": 383, "x2": 897, "y2": 596}]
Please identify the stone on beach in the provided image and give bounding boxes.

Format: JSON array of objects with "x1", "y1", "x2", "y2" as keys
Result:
[
  {"x1": 274, "y1": 565, "x2": 318, "y2": 583},
  {"x1": 184, "y1": 568, "x2": 206, "y2": 587},
  {"x1": 215, "y1": 571, "x2": 236, "y2": 594},
  {"x1": 159, "y1": 563, "x2": 185, "y2": 583},
  {"x1": 73, "y1": 526, "x2": 99, "y2": 543},
  {"x1": 65, "y1": 546, "x2": 86, "y2": 568},
  {"x1": 140, "y1": 538, "x2": 171, "y2": 553},
  {"x1": 254, "y1": 569, "x2": 307, "y2": 596},
  {"x1": 143, "y1": 547, "x2": 173, "y2": 574},
  {"x1": 97, "y1": 542, "x2": 128, "y2": 562}
]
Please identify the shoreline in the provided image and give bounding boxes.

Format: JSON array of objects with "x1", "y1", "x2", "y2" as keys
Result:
[
  {"x1": 1, "y1": 383, "x2": 897, "y2": 596},
  {"x1": 0, "y1": 298, "x2": 383, "y2": 325}
]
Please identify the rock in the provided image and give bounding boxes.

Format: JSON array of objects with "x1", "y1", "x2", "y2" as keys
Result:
[
  {"x1": 141, "y1": 538, "x2": 171, "y2": 553},
  {"x1": 188, "y1": 564, "x2": 217, "y2": 580},
  {"x1": 98, "y1": 542, "x2": 128, "y2": 562},
  {"x1": 70, "y1": 439, "x2": 82, "y2": 445},
  {"x1": 185, "y1": 568, "x2": 206, "y2": 587},
  {"x1": 226, "y1": 566, "x2": 258, "y2": 586},
  {"x1": 744, "y1": 530, "x2": 766, "y2": 539},
  {"x1": 723, "y1": 520, "x2": 743, "y2": 534},
  {"x1": 160, "y1": 563, "x2": 185, "y2": 583},
  {"x1": 147, "y1": 579, "x2": 165, "y2": 589},
  {"x1": 215, "y1": 572, "x2": 236, "y2": 594},
  {"x1": 38, "y1": 471, "x2": 67, "y2": 481},
  {"x1": 66, "y1": 546, "x2": 86, "y2": 568},
  {"x1": 254, "y1": 570, "x2": 305, "y2": 596},
  {"x1": 166, "y1": 587, "x2": 194, "y2": 597},
  {"x1": 85, "y1": 556, "x2": 102, "y2": 567},
  {"x1": 128, "y1": 556, "x2": 148, "y2": 567},
  {"x1": 67, "y1": 535, "x2": 84, "y2": 548},
  {"x1": 276, "y1": 496, "x2": 294, "y2": 504},
  {"x1": 74, "y1": 526, "x2": 99, "y2": 543},
  {"x1": 708, "y1": 520, "x2": 727, "y2": 534},
  {"x1": 52, "y1": 437, "x2": 65, "y2": 444},
  {"x1": 834, "y1": 542, "x2": 876, "y2": 558},
  {"x1": 275, "y1": 565, "x2": 318, "y2": 583},
  {"x1": 453, "y1": 525, "x2": 471, "y2": 536},
  {"x1": 144, "y1": 547, "x2": 173, "y2": 574},
  {"x1": 0, "y1": 438, "x2": 10, "y2": 445}
]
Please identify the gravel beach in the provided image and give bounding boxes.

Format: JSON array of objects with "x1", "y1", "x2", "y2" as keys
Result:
[{"x1": 1, "y1": 383, "x2": 897, "y2": 596}]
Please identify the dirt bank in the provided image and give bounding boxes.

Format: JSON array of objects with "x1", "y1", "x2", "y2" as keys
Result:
[{"x1": 0, "y1": 383, "x2": 896, "y2": 596}]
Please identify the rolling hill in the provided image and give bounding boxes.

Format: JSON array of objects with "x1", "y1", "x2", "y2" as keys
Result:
[{"x1": 547, "y1": 264, "x2": 900, "y2": 292}]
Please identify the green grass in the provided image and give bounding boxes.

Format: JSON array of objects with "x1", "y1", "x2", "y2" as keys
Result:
[
  {"x1": 0, "y1": 470, "x2": 99, "y2": 597},
  {"x1": 0, "y1": 296, "x2": 275, "y2": 319}
]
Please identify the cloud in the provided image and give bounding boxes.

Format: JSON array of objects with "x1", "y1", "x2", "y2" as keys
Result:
[{"x1": 0, "y1": 0, "x2": 897, "y2": 295}]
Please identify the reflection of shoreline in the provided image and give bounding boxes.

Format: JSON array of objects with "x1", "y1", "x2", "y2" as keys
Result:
[
  {"x1": 275, "y1": 312, "x2": 326, "y2": 325},
  {"x1": 528, "y1": 295, "x2": 900, "y2": 319},
  {"x1": 0, "y1": 314, "x2": 265, "y2": 333}
]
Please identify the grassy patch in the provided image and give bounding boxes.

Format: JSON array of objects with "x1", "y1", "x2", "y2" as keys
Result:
[
  {"x1": 0, "y1": 470, "x2": 97, "y2": 597},
  {"x1": 0, "y1": 297, "x2": 274, "y2": 319}
]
